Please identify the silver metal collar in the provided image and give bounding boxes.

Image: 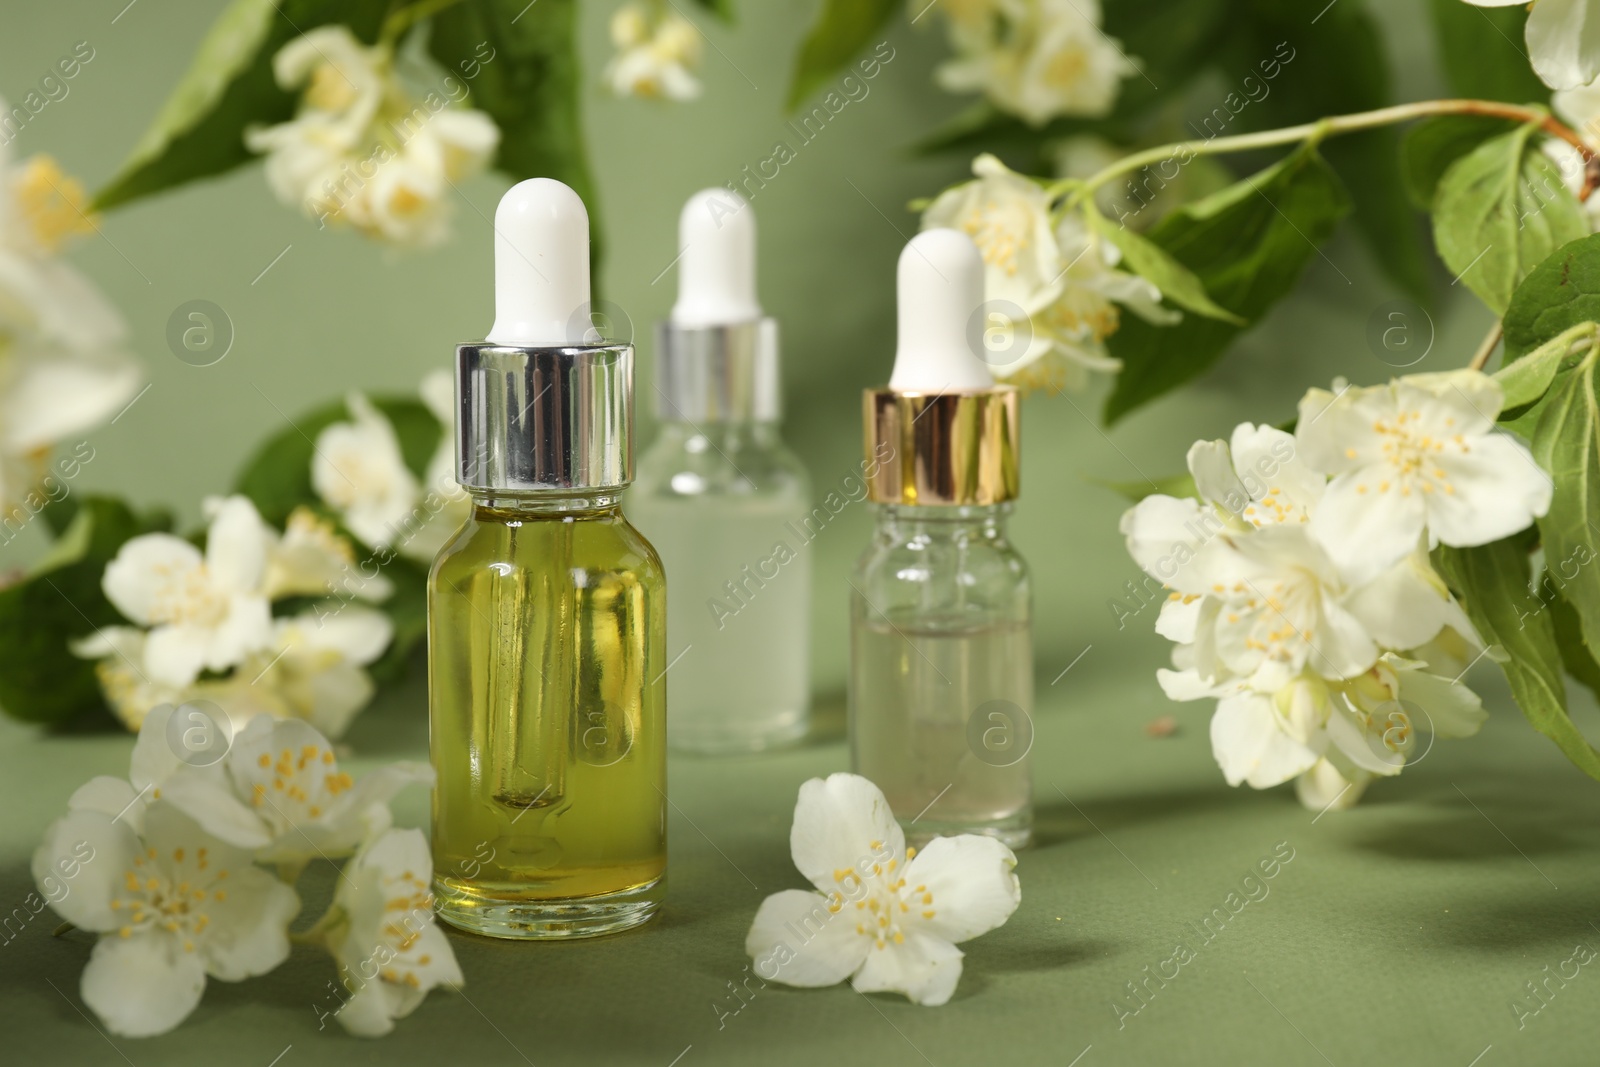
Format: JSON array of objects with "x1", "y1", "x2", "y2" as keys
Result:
[
  {"x1": 653, "y1": 318, "x2": 779, "y2": 423},
  {"x1": 455, "y1": 342, "x2": 634, "y2": 493}
]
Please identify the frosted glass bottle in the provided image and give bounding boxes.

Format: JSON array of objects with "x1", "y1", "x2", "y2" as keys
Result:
[
  {"x1": 631, "y1": 186, "x2": 813, "y2": 753},
  {"x1": 632, "y1": 419, "x2": 812, "y2": 752},
  {"x1": 850, "y1": 502, "x2": 1033, "y2": 847}
]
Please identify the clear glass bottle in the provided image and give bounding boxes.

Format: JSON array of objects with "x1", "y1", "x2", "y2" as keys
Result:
[
  {"x1": 629, "y1": 187, "x2": 812, "y2": 753},
  {"x1": 428, "y1": 178, "x2": 666, "y2": 939},
  {"x1": 851, "y1": 502, "x2": 1032, "y2": 847},
  {"x1": 849, "y1": 227, "x2": 1033, "y2": 848}
]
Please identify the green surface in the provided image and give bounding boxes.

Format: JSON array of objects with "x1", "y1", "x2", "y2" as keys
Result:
[
  {"x1": 7, "y1": 664, "x2": 1600, "y2": 1065},
  {"x1": 7, "y1": 0, "x2": 1600, "y2": 1063}
]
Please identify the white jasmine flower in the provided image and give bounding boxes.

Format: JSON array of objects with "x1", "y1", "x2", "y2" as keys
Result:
[
  {"x1": 1200, "y1": 672, "x2": 1402, "y2": 791},
  {"x1": 1295, "y1": 758, "x2": 1371, "y2": 812},
  {"x1": 227, "y1": 607, "x2": 394, "y2": 739},
  {"x1": 1165, "y1": 627, "x2": 1486, "y2": 799},
  {"x1": 1022, "y1": 211, "x2": 1175, "y2": 392},
  {"x1": 1297, "y1": 370, "x2": 1553, "y2": 585},
  {"x1": 934, "y1": 0, "x2": 1139, "y2": 125},
  {"x1": 0, "y1": 138, "x2": 142, "y2": 517},
  {"x1": 101, "y1": 496, "x2": 275, "y2": 688},
  {"x1": 31, "y1": 801, "x2": 299, "y2": 1037},
  {"x1": 745, "y1": 774, "x2": 1020, "y2": 1006},
  {"x1": 69, "y1": 627, "x2": 200, "y2": 732},
  {"x1": 264, "y1": 506, "x2": 392, "y2": 602},
  {"x1": 326, "y1": 828, "x2": 463, "y2": 1036},
  {"x1": 246, "y1": 27, "x2": 499, "y2": 246},
  {"x1": 604, "y1": 2, "x2": 704, "y2": 101},
  {"x1": 923, "y1": 154, "x2": 1062, "y2": 314},
  {"x1": 1118, "y1": 428, "x2": 1304, "y2": 640},
  {"x1": 922, "y1": 154, "x2": 1167, "y2": 391},
  {"x1": 157, "y1": 715, "x2": 432, "y2": 868},
  {"x1": 355, "y1": 112, "x2": 499, "y2": 247},
  {"x1": 313, "y1": 392, "x2": 421, "y2": 552},
  {"x1": 1126, "y1": 416, "x2": 1493, "y2": 806},
  {"x1": 63, "y1": 702, "x2": 263, "y2": 842},
  {"x1": 1464, "y1": 0, "x2": 1600, "y2": 90}
]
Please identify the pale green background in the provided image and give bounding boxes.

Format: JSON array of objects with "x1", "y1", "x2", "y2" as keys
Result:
[{"x1": 5, "y1": 2, "x2": 1600, "y2": 1066}]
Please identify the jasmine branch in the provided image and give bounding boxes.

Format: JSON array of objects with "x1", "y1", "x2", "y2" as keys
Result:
[{"x1": 1060, "y1": 99, "x2": 1596, "y2": 205}]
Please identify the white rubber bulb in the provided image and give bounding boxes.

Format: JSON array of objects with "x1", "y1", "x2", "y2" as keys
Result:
[
  {"x1": 486, "y1": 178, "x2": 593, "y2": 345},
  {"x1": 672, "y1": 188, "x2": 762, "y2": 327},
  {"x1": 888, "y1": 228, "x2": 995, "y2": 391}
]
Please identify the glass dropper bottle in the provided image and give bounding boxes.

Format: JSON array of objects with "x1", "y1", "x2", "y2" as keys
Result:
[
  {"x1": 850, "y1": 228, "x2": 1033, "y2": 848},
  {"x1": 630, "y1": 189, "x2": 812, "y2": 753},
  {"x1": 428, "y1": 178, "x2": 667, "y2": 939}
]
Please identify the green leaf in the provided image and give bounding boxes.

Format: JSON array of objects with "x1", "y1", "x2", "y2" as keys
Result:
[
  {"x1": 1494, "y1": 323, "x2": 1599, "y2": 411},
  {"x1": 1503, "y1": 234, "x2": 1600, "y2": 361},
  {"x1": 234, "y1": 395, "x2": 440, "y2": 528},
  {"x1": 1527, "y1": 344, "x2": 1600, "y2": 657},
  {"x1": 1400, "y1": 115, "x2": 1517, "y2": 211},
  {"x1": 1435, "y1": 538, "x2": 1600, "y2": 781},
  {"x1": 1103, "y1": 145, "x2": 1350, "y2": 425},
  {"x1": 430, "y1": 0, "x2": 600, "y2": 269},
  {"x1": 1432, "y1": 124, "x2": 1590, "y2": 315},
  {"x1": 1428, "y1": 0, "x2": 1550, "y2": 106},
  {"x1": 94, "y1": 0, "x2": 390, "y2": 211},
  {"x1": 40, "y1": 495, "x2": 82, "y2": 540},
  {"x1": 1086, "y1": 210, "x2": 1244, "y2": 324},
  {"x1": 0, "y1": 497, "x2": 171, "y2": 725},
  {"x1": 1549, "y1": 587, "x2": 1600, "y2": 704},
  {"x1": 1218, "y1": 0, "x2": 1429, "y2": 303},
  {"x1": 786, "y1": 0, "x2": 898, "y2": 112},
  {"x1": 1089, "y1": 472, "x2": 1196, "y2": 502},
  {"x1": 688, "y1": 0, "x2": 735, "y2": 22}
]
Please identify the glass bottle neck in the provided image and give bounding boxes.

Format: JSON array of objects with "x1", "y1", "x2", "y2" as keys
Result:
[
  {"x1": 652, "y1": 420, "x2": 783, "y2": 450},
  {"x1": 874, "y1": 502, "x2": 1012, "y2": 538},
  {"x1": 469, "y1": 490, "x2": 624, "y2": 517}
]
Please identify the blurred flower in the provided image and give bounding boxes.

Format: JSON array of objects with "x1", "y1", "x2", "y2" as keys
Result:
[
  {"x1": 931, "y1": 0, "x2": 1138, "y2": 126},
  {"x1": 1297, "y1": 370, "x2": 1553, "y2": 585},
  {"x1": 246, "y1": 26, "x2": 499, "y2": 246},
  {"x1": 77, "y1": 497, "x2": 397, "y2": 735},
  {"x1": 0, "y1": 127, "x2": 141, "y2": 518},
  {"x1": 70, "y1": 627, "x2": 231, "y2": 733},
  {"x1": 32, "y1": 800, "x2": 299, "y2": 1037},
  {"x1": 745, "y1": 773, "x2": 1020, "y2": 1006},
  {"x1": 264, "y1": 506, "x2": 393, "y2": 602},
  {"x1": 1464, "y1": 0, "x2": 1600, "y2": 90},
  {"x1": 1546, "y1": 82, "x2": 1600, "y2": 228},
  {"x1": 1295, "y1": 757, "x2": 1369, "y2": 812},
  {"x1": 99, "y1": 496, "x2": 275, "y2": 689},
  {"x1": 327, "y1": 828, "x2": 463, "y2": 1037},
  {"x1": 922, "y1": 153, "x2": 1172, "y2": 392},
  {"x1": 604, "y1": 1, "x2": 704, "y2": 101},
  {"x1": 313, "y1": 392, "x2": 421, "y2": 553},
  {"x1": 227, "y1": 607, "x2": 394, "y2": 740}
]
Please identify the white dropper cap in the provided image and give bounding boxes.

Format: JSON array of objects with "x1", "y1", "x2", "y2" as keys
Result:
[
  {"x1": 671, "y1": 188, "x2": 762, "y2": 327},
  {"x1": 889, "y1": 229, "x2": 995, "y2": 392},
  {"x1": 486, "y1": 178, "x2": 593, "y2": 346}
]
